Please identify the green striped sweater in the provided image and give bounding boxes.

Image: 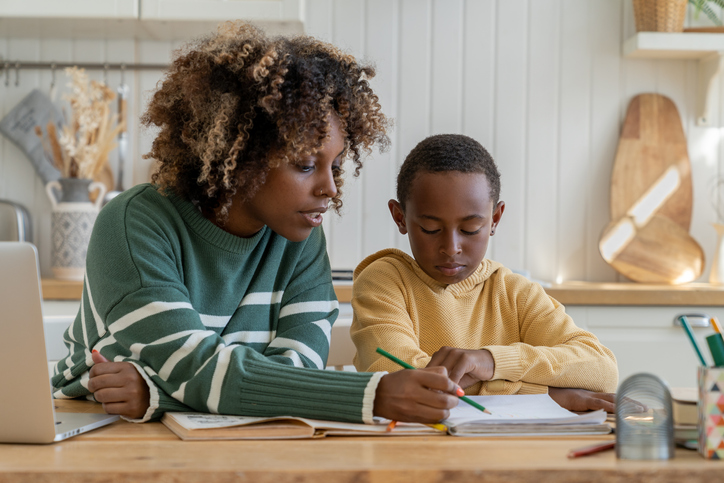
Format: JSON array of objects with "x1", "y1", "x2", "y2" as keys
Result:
[{"x1": 51, "y1": 184, "x2": 381, "y2": 423}]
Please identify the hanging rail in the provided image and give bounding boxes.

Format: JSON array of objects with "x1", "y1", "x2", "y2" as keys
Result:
[{"x1": 0, "y1": 61, "x2": 168, "y2": 71}]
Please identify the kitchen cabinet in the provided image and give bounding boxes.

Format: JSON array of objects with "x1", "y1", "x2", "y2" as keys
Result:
[
  {"x1": 0, "y1": 0, "x2": 303, "y2": 40},
  {"x1": 0, "y1": 0, "x2": 139, "y2": 19},
  {"x1": 623, "y1": 32, "x2": 724, "y2": 125},
  {"x1": 140, "y1": 0, "x2": 304, "y2": 23}
]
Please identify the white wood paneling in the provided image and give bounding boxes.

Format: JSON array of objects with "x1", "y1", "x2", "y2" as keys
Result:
[
  {"x1": 526, "y1": 0, "x2": 560, "y2": 283},
  {"x1": 492, "y1": 0, "x2": 527, "y2": 268},
  {"x1": 1, "y1": 0, "x2": 723, "y2": 286}
]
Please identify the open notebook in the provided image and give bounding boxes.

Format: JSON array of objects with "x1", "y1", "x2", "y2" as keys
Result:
[{"x1": 161, "y1": 394, "x2": 610, "y2": 440}]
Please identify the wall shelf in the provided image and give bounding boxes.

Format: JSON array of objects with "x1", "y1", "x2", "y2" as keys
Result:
[{"x1": 623, "y1": 32, "x2": 724, "y2": 126}]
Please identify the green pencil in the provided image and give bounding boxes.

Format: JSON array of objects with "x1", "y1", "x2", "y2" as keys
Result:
[{"x1": 376, "y1": 347, "x2": 492, "y2": 415}]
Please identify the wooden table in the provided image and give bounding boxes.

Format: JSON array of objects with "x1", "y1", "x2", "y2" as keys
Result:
[{"x1": 0, "y1": 401, "x2": 718, "y2": 483}]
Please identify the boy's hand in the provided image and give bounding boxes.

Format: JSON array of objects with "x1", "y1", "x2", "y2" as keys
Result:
[
  {"x1": 373, "y1": 367, "x2": 461, "y2": 423},
  {"x1": 548, "y1": 387, "x2": 616, "y2": 413},
  {"x1": 427, "y1": 347, "x2": 495, "y2": 389},
  {"x1": 88, "y1": 351, "x2": 150, "y2": 420}
]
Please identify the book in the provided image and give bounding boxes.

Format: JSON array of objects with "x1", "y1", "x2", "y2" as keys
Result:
[
  {"x1": 671, "y1": 387, "x2": 697, "y2": 426},
  {"x1": 161, "y1": 412, "x2": 440, "y2": 440},
  {"x1": 162, "y1": 394, "x2": 611, "y2": 440},
  {"x1": 444, "y1": 394, "x2": 611, "y2": 436}
]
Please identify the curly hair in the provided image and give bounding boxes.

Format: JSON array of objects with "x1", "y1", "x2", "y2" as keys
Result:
[
  {"x1": 143, "y1": 21, "x2": 390, "y2": 222},
  {"x1": 396, "y1": 134, "x2": 501, "y2": 210}
]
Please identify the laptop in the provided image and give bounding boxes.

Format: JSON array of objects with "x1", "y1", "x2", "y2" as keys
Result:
[{"x1": 0, "y1": 242, "x2": 119, "y2": 443}]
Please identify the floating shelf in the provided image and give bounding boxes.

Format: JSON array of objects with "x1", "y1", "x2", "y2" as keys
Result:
[{"x1": 623, "y1": 32, "x2": 724, "y2": 126}]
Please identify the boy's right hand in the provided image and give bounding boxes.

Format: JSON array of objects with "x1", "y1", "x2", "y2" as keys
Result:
[{"x1": 373, "y1": 367, "x2": 461, "y2": 423}]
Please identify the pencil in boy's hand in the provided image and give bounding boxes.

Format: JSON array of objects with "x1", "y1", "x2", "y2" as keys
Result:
[{"x1": 375, "y1": 347, "x2": 492, "y2": 415}]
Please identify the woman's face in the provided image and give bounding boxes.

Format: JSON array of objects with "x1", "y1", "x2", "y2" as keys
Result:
[{"x1": 225, "y1": 115, "x2": 345, "y2": 242}]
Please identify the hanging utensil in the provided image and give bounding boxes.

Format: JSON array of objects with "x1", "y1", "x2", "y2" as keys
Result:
[{"x1": 104, "y1": 65, "x2": 128, "y2": 204}]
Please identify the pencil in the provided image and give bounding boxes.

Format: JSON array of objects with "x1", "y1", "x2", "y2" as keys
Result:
[
  {"x1": 678, "y1": 316, "x2": 708, "y2": 366},
  {"x1": 375, "y1": 347, "x2": 492, "y2": 415},
  {"x1": 712, "y1": 317, "x2": 723, "y2": 335},
  {"x1": 567, "y1": 441, "x2": 615, "y2": 459}
]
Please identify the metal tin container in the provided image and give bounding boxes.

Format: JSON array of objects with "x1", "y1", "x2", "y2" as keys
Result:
[{"x1": 0, "y1": 199, "x2": 32, "y2": 242}]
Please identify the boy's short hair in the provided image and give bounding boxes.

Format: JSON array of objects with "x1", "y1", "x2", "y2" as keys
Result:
[{"x1": 396, "y1": 134, "x2": 501, "y2": 210}]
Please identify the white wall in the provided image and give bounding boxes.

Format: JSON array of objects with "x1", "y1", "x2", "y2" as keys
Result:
[{"x1": 0, "y1": 0, "x2": 722, "y2": 284}]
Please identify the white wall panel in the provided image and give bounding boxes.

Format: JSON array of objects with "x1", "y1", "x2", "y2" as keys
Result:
[
  {"x1": 526, "y1": 0, "x2": 560, "y2": 283},
  {"x1": 0, "y1": 0, "x2": 722, "y2": 287},
  {"x1": 362, "y1": 0, "x2": 398, "y2": 257},
  {"x1": 587, "y1": 0, "x2": 622, "y2": 282},
  {"x1": 491, "y1": 0, "x2": 527, "y2": 269},
  {"x1": 557, "y1": 0, "x2": 591, "y2": 282}
]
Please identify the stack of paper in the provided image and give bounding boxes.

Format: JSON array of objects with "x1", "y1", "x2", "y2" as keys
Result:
[{"x1": 444, "y1": 394, "x2": 610, "y2": 436}]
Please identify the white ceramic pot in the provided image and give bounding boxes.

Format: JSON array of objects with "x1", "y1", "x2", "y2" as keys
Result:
[{"x1": 45, "y1": 178, "x2": 106, "y2": 281}]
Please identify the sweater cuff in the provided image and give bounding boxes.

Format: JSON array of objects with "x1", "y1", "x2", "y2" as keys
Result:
[
  {"x1": 517, "y1": 381, "x2": 548, "y2": 395},
  {"x1": 362, "y1": 372, "x2": 386, "y2": 424},
  {"x1": 237, "y1": 359, "x2": 376, "y2": 423},
  {"x1": 122, "y1": 361, "x2": 159, "y2": 423},
  {"x1": 486, "y1": 345, "x2": 524, "y2": 382}
]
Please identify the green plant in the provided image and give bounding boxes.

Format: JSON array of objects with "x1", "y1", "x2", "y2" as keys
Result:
[{"x1": 690, "y1": 0, "x2": 724, "y2": 26}]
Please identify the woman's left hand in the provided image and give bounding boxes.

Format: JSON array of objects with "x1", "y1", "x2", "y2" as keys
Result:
[{"x1": 87, "y1": 350, "x2": 150, "y2": 419}]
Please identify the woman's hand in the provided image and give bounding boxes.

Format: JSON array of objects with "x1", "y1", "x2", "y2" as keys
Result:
[
  {"x1": 548, "y1": 387, "x2": 616, "y2": 413},
  {"x1": 373, "y1": 366, "x2": 461, "y2": 423},
  {"x1": 427, "y1": 347, "x2": 495, "y2": 389},
  {"x1": 88, "y1": 350, "x2": 150, "y2": 419}
]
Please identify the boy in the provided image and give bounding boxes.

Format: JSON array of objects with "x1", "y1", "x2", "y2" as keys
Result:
[{"x1": 351, "y1": 134, "x2": 618, "y2": 412}]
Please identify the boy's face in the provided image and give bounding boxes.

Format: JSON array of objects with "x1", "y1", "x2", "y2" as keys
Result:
[{"x1": 389, "y1": 171, "x2": 505, "y2": 285}]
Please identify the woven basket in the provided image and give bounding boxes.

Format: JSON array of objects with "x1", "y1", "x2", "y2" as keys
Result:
[{"x1": 632, "y1": 0, "x2": 687, "y2": 32}]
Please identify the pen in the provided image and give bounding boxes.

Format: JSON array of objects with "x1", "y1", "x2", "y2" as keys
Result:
[
  {"x1": 376, "y1": 347, "x2": 492, "y2": 415},
  {"x1": 678, "y1": 315, "x2": 708, "y2": 366},
  {"x1": 567, "y1": 441, "x2": 615, "y2": 459}
]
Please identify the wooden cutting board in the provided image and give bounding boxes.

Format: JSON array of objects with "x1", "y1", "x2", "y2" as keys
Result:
[
  {"x1": 610, "y1": 94, "x2": 693, "y2": 230},
  {"x1": 599, "y1": 214, "x2": 704, "y2": 284}
]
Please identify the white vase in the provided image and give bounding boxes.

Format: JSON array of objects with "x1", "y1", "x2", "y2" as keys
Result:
[
  {"x1": 709, "y1": 223, "x2": 724, "y2": 284},
  {"x1": 46, "y1": 178, "x2": 106, "y2": 281}
]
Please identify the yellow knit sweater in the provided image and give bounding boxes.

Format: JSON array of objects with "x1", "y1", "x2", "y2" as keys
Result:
[{"x1": 351, "y1": 249, "x2": 618, "y2": 395}]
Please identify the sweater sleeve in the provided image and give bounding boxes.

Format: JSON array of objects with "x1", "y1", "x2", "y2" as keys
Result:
[
  {"x1": 351, "y1": 261, "x2": 432, "y2": 372},
  {"x1": 485, "y1": 281, "x2": 619, "y2": 393},
  {"x1": 262, "y1": 226, "x2": 337, "y2": 370},
  {"x1": 51, "y1": 193, "x2": 379, "y2": 424}
]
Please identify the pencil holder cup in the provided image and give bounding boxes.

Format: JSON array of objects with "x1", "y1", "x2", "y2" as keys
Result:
[
  {"x1": 699, "y1": 366, "x2": 724, "y2": 459},
  {"x1": 616, "y1": 373, "x2": 674, "y2": 460}
]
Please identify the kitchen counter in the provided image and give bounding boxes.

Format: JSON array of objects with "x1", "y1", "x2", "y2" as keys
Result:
[{"x1": 42, "y1": 278, "x2": 724, "y2": 306}]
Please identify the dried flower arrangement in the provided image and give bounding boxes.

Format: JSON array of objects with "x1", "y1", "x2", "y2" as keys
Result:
[{"x1": 36, "y1": 67, "x2": 125, "y2": 180}]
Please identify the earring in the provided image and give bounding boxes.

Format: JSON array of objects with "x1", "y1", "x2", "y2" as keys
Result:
[{"x1": 490, "y1": 229, "x2": 495, "y2": 236}]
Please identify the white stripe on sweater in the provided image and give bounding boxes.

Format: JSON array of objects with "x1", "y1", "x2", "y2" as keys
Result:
[
  {"x1": 222, "y1": 330, "x2": 276, "y2": 345},
  {"x1": 207, "y1": 346, "x2": 235, "y2": 413},
  {"x1": 170, "y1": 343, "x2": 225, "y2": 403},
  {"x1": 239, "y1": 291, "x2": 284, "y2": 306},
  {"x1": 279, "y1": 300, "x2": 338, "y2": 318},
  {"x1": 127, "y1": 330, "x2": 201, "y2": 360},
  {"x1": 84, "y1": 272, "x2": 106, "y2": 338},
  {"x1": 158, "y1": 330, "x2": 217, "y2": 380},
  {"x1": 109, "y1": 301, "x2": 194, "y2": 334},
  {"x1": 199, "y1": 314, "x2": 232, "y2": 328},
  {"x1": 312, "y1": 319, "x2": 332, "y2": 345},
  {"x1": 267, "y1": 338, "x2": 323, "y2": 369},
  {"x1": 279, "y1": 349, "x2": 304, "y2": 367}
]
